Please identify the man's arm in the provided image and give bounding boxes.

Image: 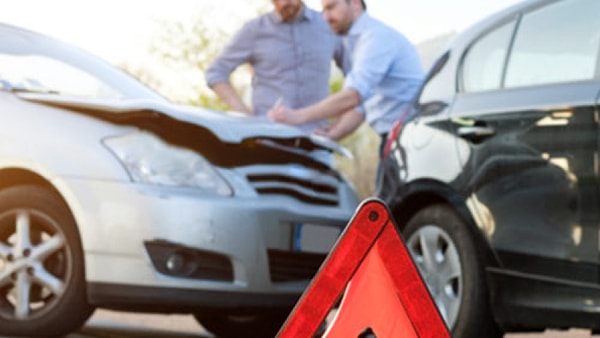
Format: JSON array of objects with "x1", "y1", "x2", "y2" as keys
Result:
[
  {"x1": 210, "y1": 82, "x2": 252, "y2": 115},
  {"x1": 315, "y1": 109, "x2": 365, "y2": 141},
  {"x1": 205, "y1": 21, "x2": 254, "y2": 114},
  {"x1": 268, "y1": 88, "x2": 361, "y2": 125}
]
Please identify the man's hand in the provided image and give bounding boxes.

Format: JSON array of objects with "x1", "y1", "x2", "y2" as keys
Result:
[
  {"x1": 314, "y1": 109, "x2": 364, "y2": 141},
  {"x1": 313, "y1": 124, "x2": 332, "y2": 138},
  {"x1": 267, "y1": 105, "x2": 303, "y2": 125},
  {"x1": 210, "y1": 82, "x2": 252, "y2": 115}
]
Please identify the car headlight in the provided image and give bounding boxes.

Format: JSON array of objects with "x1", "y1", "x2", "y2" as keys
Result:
[{"x1": 103, "y1": 132, "x2": 232, "y2": 196}]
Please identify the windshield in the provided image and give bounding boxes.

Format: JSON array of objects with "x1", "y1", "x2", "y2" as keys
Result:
[{"x1": 0, "y1": 23, "x2": 166, "y2": 101}]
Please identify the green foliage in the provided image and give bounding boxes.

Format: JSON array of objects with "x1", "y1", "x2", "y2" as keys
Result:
[
  {"x1": 335, "y1": 124, "x2": 379, "y2": 199},
  {"x1": 151, "y1": 20, "x2": 227, "y2": 74},
  {"x1": 189, "y1": 93, "x2": 230, "y2": 112},
  {"x1": 330, "y1": 77, "x2": 343, "y2": 94},
  {"x1": 328, "y1": 73, "x2": 377, "y2": 198},
  {"x1": 151, "y1": 16, "x2": 227, "y2": 109},
  {"x1": 147, "y1": 2, "x2": 267, "y2": 108}
]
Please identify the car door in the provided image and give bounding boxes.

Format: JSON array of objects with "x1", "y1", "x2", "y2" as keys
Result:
[{"x1": 452, "y1": 0, "x2": 600, "y2": 284}]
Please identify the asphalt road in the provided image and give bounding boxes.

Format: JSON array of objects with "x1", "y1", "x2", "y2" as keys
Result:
[
  {"x1": 69, "y1": 310, "x2": 211, "y2": 338},
  {"x1": 0, "y1": 309, "x2": 594, "y2": 338},
  {"x1": 65, "y1": 309, "x2": 594, "y2": 338}
]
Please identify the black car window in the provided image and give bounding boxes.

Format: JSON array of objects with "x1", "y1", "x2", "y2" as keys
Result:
[
  {"x1": 504, "y1": 0, "x2": 600, "y2": 88},
  {"x1": 416, "y1": 51, "x2": 451, "y2": 114},
  {"x1": 461, "y1": 20, "x2": 517, "y2": 93}
]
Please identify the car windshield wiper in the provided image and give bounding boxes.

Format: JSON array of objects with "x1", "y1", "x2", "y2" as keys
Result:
[
  {"x1": 0, "y1": 76, "x2": 60, "y2": 95},
  {"x1": 0, "y1": 77, "x2": 12, "y2": 92},
  {"x1": 10, "y1": 86, "x2": 60, "y2": 95}
]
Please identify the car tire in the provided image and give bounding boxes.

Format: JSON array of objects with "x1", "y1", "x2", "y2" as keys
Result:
[
  {"x1": 194, "y1": 309, "x2": 289, "y2": 338},
  {"x1": 0, "y1": 185, "x2": 94, "y2": 337},
  {"x1": 404, "y1": 204, "x2": 501, "y2": 338}
]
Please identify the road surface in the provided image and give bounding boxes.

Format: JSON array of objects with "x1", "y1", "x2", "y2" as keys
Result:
[{"x1": 67, "y1": 309, "x2": 594, "y2": 338}]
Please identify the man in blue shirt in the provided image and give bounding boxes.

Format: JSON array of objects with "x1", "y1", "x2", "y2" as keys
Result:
[
  {"x1": 206, "y1": 0, "x2": 346, "y2": 133},
  {"x1": 268, "y1": 0, "x2": 425, "y2": 155}
]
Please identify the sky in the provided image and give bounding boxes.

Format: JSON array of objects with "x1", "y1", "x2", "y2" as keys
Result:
[
  {"x1": 0, "y1": 0, "x2": 523, "y2": 100},
  {"x1": 1, "y1": 0, "x2": 523, "y2": 64}
]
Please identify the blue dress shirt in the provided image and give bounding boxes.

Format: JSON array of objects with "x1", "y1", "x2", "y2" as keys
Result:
[{"x1": 343, "y1": 13, "x2": 425, "y2": 135}]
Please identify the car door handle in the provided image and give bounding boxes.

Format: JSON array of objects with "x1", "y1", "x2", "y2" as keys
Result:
[{"x1": 457, "y1": 126, "x2": 496, "y2": 141}]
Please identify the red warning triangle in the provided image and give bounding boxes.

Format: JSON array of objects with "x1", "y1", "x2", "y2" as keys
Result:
[{"x1": 277, "y1": 198, "x2": 450, "y2": 338}]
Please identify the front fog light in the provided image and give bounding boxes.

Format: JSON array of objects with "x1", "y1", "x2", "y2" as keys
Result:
[{"x1": 165, "y1": 250, "x2": 196, "y2": 277}]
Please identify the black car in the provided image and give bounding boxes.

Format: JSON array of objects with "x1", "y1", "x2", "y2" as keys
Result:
[{"x1": 378, "y1": 0, "x2": 600, "y2": 336}]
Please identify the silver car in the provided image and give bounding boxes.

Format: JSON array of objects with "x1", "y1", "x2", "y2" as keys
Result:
[{"x1": 0, "y1": 23, "x2": 359, "y2": 338}]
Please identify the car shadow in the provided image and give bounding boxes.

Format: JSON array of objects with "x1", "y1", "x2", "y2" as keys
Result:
[{"x1": 69, "y1": 325, "x2": 211, "y2": 338}]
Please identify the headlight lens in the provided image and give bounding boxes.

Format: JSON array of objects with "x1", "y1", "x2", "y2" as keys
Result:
[{"x1": 103, "y1": 132, "x2": 232, "y2": 196}]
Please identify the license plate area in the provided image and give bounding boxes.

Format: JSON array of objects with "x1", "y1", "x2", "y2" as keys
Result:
[{"x1": 293, "y1": 223, "x2": 341, "y2": 253}]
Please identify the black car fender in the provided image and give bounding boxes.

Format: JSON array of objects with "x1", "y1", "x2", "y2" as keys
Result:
[{"x1": 383, "y1": 178, "x2": 502, "y2": 269}]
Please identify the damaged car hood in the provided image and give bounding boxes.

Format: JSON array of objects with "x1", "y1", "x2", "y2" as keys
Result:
[{"x1": 16, "y1": 93, "x2": 351, "y2": 159}]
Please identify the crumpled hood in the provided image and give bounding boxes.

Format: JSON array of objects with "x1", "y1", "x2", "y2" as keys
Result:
[{"x1": 16, "y1": 93, "x2": 350, "y2": 158}]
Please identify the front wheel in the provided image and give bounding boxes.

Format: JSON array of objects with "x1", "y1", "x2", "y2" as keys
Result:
[
  {"x1": 404, "y1": 204, "x2": 501, "y2": 338},
  {"x1": 0, "y1": 185, "x2": 94, "y2": 337}
]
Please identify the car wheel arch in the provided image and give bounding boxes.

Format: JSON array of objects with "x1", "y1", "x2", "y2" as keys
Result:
[
  {"x1": 0, "y1": 168, "x2": 88, "y2": 268},
  {"x1": 0, "y1": 168, "x2": 54, "y2": 192},
  {"x1": 387, "y1": 180, "x2": 500, "y2": 269}
]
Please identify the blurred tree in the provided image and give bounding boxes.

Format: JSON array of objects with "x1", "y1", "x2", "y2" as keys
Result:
[
  {"x1": 149, "y1": 17, "x2": 228, "y2": 109},
  {"x1": 147, "y1": 2, "x2": 268, "y2": 109},
  {"x1": 334, "y1": 125, "x2": 379, "y2": 199},
  {"x1": 329, "y1": 76, "x2": 378, "y2": 199}
]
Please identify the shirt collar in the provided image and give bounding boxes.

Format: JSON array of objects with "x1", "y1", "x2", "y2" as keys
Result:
[
  {"x1": 270, "y1": 4, "x2": 311, "y2": 24},
  {"x1": 347, "y1": 12, "x2": 370, "y2": 36}
]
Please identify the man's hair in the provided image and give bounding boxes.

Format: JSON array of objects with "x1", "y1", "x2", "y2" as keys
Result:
[{"x1": 346, "y1": 0, "x2": 366, "y2": 10}]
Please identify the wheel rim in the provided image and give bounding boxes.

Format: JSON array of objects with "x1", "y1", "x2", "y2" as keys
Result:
[
  {"x1": 0, "y1": 209, "x2": 70, "y2": 320},
  {"x1": 406, "y1": 225, "x2": 462, "y2": 328}
]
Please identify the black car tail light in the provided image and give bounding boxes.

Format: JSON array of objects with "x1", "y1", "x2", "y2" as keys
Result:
[{"x1": 382, "y1": 110, "x2": 407, "y2": 160}]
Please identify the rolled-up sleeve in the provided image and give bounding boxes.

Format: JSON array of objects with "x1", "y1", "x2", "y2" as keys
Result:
[
  {"x1": 343, "y1": 31, "x2": 395, "y2": 102},
  {"x1": 205, "y1": 22, "x2": 255, "y2": 87}
]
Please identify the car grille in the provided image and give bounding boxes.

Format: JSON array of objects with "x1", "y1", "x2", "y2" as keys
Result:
[
  {"x1": 267, "y1": 249, "x2": 326, "y2": 282},
  {"x1": 244, "y1": 166, "x2": 340, "y2": 206}
]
